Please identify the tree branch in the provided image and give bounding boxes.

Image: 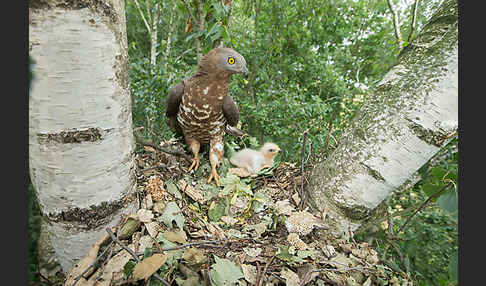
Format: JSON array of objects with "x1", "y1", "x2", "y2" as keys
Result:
[
  {"x1": 397, "y1": 182, "x2": 453, "y2": 234},
  {"x1": 150, "y1": 2, "x2": 160, "y2": 68},
  {"x1": 133, "y1": 0, "x2": 152, "y2": 35},
  {"x1": 387, "y1": 0, "x2": 403, "y2": 49},
  {"x1": 407, "y1": 0, "x2": 421, "y2": 42},
  {"x1": 133, "y1": 128, "x2": 192, "y2": 162}
]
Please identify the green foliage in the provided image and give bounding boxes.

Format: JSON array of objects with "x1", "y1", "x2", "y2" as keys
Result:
[
  {"x1": 126, "y1": 0, "x2": 411, "y2": 162},
  {"x1": 358, "y1": 139, "x2": 458, "y2": 286}
]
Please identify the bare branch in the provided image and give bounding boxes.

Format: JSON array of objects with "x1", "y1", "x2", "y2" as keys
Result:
[
  {"x1": 408, "y1": 0, "x2": 421, "y2": 42},
  {"x1": 150, "y1": 2, "x2": 160, "y2": 68},
  {"x1": 387, "y1": 0, "x2": 403, "y2": 49},
  {"x1": 133, "y1": 0, "x2": 152, "y2": 34},
  {"x1": 133, "y1": 127, "x2": 192, "y2": 162}
]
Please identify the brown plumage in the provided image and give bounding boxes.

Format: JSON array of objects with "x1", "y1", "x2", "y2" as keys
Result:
[
  {"x1": 166, "y1": 48, "x2": 248, "y2": 186},
  {"x1": 229, "y1": 142, "x2": 282, "y2": 174}
]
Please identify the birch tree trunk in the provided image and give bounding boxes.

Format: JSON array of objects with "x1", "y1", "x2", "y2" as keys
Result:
[
  {"x1": 29, "y1": 0, "x2": 137, "y2": 274},
  {"x1": 307, "y1": 0, "x2": 458, "y2": 236}
]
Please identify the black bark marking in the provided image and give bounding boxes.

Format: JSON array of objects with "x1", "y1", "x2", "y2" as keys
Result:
[{"x1": 37, "y1": 127, "x2": 112, "y2": 144}]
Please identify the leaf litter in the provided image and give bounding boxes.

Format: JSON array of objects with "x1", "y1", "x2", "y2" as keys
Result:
[{"x1": 63, "y1": 140, "x2": 404, "y2": 286}]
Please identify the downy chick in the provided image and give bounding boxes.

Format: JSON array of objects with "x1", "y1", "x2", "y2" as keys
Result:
[{"x1": 229, "y1": 142, "x2": 281, "y2": 174}]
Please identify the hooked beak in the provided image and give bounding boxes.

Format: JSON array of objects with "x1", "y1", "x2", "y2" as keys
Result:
[{"x1": 242, "y1": 66, "x2": 249, "y2": 78}]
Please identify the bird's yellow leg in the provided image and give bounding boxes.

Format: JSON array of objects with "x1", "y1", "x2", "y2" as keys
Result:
[
  {"x1": 207, "y1": 164, "x2": 221, "y2": 186},
  {"x1": 186, "y1": 139, "x2": 200, "y2": 172},
  {"x1": 207, "y1": 138, "x2": 224, "y2": 187}
]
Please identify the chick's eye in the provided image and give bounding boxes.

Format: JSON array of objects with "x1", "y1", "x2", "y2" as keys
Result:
[
  {"x1": 269, "y1": 149, "x2": 274, "y2": 152},
  {"x1": 227, "y1": 57, "x2": 235, "y2": 65}
]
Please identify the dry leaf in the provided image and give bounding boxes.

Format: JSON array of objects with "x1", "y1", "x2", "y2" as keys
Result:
[
  {"x1": 144, "y1": 221, "x2": 160, "y2": 238},
  {"x1": 144, "y1": 146, "x2": 156, "y2": 152},
  {"x1": 137, "y1": 209, "x2": 154, "y2": 223},
  {"x1": 292, "y1": 192, "x2": 301, "y2": 206},
  {"x1": 287, "y1": 233, "x2": 309, "y2": 250},
  {"x1": 241, "y1": 264, "x2": 257, "y2": 285},
  {"x1": 164, "y1": 231, "x2": 188, "y2": 244},
  {"x1": 298, "y1": 264, "x2": 320, "y2": 286},
  {"x1": 141, "y1": 194, "x2": 153, "y2": 210},
  {"x1": 145, "y1": 176, "x2": 166, "y2": 201},
  {"x1": 220, "y1": 216, "x2": 238, "y2": 225},
  {"x1": 132, "y1": 253, "x2": 168, "y2": 281},
  {"x1": 182, "y1": 248, "x2": 208, "y2": 265},
  {"x1": 275, "y1": 200, "x2": 295, "y2": 216},
  {"x1": 178, "y1": 179, "x2": 206, "y2": 203},
  {"x1": 64, "y1": 232, "x2": 110, "y2": 286},
  {"x1": 93, "y1": 234, "x2": 154, "y2": 286},
  {"x1": 285, "y1": 210, "x2": 323, "y2": 236},
  {"x1": 280, "y1": 267, "x2": 300, "y2": 286}
]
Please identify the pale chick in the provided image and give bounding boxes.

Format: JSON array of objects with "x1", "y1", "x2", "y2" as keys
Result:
[{"x1": 229, "y1": 142, "x2": 281, "y2": 175}]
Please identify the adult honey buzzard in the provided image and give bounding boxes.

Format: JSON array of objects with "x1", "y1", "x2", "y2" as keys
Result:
[{"x1": 166, "y1": 48, "x2": 248, "y2": 186}]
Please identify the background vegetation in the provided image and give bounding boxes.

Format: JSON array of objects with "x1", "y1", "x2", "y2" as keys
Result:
[
  {"x1": 28, "y1": 0, "x2": 458, "y2": 285},
  {"x1": 127, "y1": 0, "x2": 443, "y2": 162}
]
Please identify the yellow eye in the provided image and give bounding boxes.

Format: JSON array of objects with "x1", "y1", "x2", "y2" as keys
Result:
[{"x1": 227, "y1": 57, "x2": 235, "y2": 65}]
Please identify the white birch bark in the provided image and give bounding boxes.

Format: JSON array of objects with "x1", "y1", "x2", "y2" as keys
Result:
[
  {"x1": 29, "y1": 0, "x2": 137, "y2": 273},
  {"x1": 307, "y1": 0, "x2": 458, "y2": 236}
]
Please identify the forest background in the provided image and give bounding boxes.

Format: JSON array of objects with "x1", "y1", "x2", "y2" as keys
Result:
[{"x1": 28, "y1": 0, "x2": 458, "y2": 285}]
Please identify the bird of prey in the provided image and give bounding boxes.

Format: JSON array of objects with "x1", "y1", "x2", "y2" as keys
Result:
[
  {"x1": 229, "y1": 142, "x2": 282, "y2": 175},
  {"x1": 165, "y1": 48, "x2": 248, "y2": 186}
]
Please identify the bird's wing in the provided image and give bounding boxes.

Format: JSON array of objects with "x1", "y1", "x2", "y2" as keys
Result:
[
  {"x1": 166, "y1": 81, "x2": 184, "y2": 118},
  {"x1": 166, "y1": 81, "x2": 185, "y2": 135},
  {"x1": 222, "y1": 95, "x2": 247, "y2": 137},
  {"x1": 222, "y1": 95, "x2": 239, "y2": 127}
]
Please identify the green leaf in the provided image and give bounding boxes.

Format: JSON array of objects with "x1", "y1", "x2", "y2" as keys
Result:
[
  {"x1": 220, "y1": 173, "x2": 252, "y2": 196},
  {"x1": 123, "y1": 260, "x2": 137, "y2": 279},
  {"x1": 210, "y1": 255, "x2": 244, "y2": 286},
  {"x1": 208, "y1": 198, "x2": 229, "y2": 222},
  {"x1": 437, "y1": 190, "x2": 458, "y2": 214},
  {"x1": 166, "y1": 180, "x2": 182, "y2": 200},
  {"x1": 421, "y1": 182, "x2": 439, "y2": 197},
  {"x1": 276, "y1": 245, "x2": 294, "y2": 262}
]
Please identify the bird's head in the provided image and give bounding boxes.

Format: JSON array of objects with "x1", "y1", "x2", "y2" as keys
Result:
[
  {"x1": 260, "y1": 142, "x2": 282, "y2": 160},
  {"x1": 200, "y1": 47, "x2": 248, "y2": 77}
]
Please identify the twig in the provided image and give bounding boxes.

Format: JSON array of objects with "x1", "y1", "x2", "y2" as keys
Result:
[
  {"x1": 134, "y1": 128, "x2": 191, "y2": 162},
  {"x1": 387, "y1": 0, "x2": 404, "y2": 49},
  {"x1": 37, "y1": 272, "x2": 53, "y2": 285},
  {"x1": 136, "y1": 239, "x2": 229, "y2": 256},
  {"x1": 258, "y1": 255, "x2": 275, "y2": 286},
  {"x1": 71, "y1": 241, "x2": 114, "y2": 286},
  {"x1": 105, "y1": 228, "x2": 170, "y2": 286},
  {"x1": 299, "y1": 130, "x2": 309, "y2": 210},
  {"x1": 133, "y1": 0, "x2": 152, "y2": 34},
  {"x1": 255, "y1": 261, "x2": 262, "y2": 286},
  {"x1": 407, "y1": 0, "x2": 421, "y2": 42},
  {"x1": 141, "y1": 164, "x2": 169, "y2": 173},
  {"x1": 397, "y1": 182, "x2": 453, "y2": 234}
]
